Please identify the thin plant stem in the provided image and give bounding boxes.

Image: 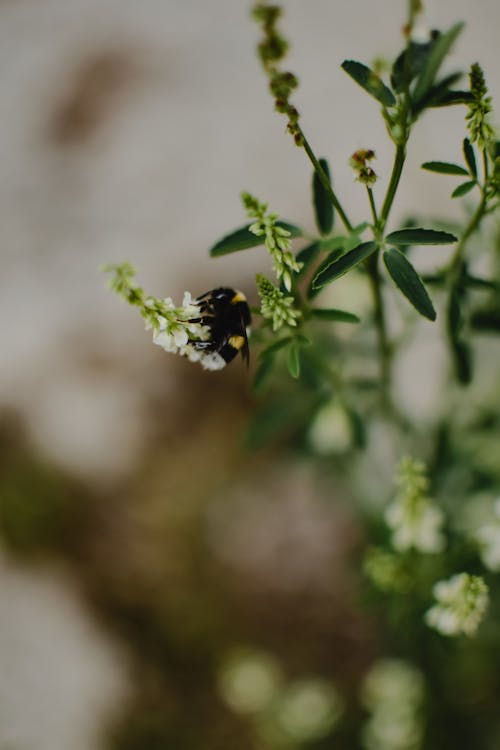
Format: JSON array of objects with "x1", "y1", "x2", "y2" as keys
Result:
[
  {"x1": 367, "y1": 187, "x2": 379, "y2": 227},
  {"x1": 380, "y1": 143, "x2": 407, "y2": 227},
  {"x1": 298, "y1": 127, "x2": 354, "y2": 232}
]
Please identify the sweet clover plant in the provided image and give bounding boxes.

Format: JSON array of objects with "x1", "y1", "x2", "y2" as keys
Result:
[{"x1": 105, "y1": 2, "x2": 500, "y2": 747}]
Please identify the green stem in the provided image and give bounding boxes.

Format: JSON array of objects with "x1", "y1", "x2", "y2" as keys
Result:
[
  {"x1": 298, "y1": 127, "x2": 353, "y2": 232},
  {"x1": 367, "y1": 187, "x2": 379, "y2": 227},
  {"x1": 380, "y1": 143, "x2": 407, "y2": 227},
  {"x1": 366, "y1": 251, "x2": 392, "y2": 393}
]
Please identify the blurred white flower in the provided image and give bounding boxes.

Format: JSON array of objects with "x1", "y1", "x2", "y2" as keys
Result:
[
  {"x1": 272, "y1": 678, "x2": 344, "y2": 743},
  {"x1": 361, "y1": 659, "x2": 425, "y2": 750},
  {"x1": 474, "y1": 498, "x2": 500, "y2": 572},
  {"x1": 308, "y1": 399, "x2": 352, "y2": 454},
  {"x1": 425, "y1": 573, "x2": 489, "y2": 637},
  {"x1": 386, "y1": 497, "x2": 445, "y2": 553},
  {"x1": 385, "y1": 457, "x2": 445, "y2": 554},
  {"x1": 217, "y1": 649, "x2": 282, "y2": 715}
]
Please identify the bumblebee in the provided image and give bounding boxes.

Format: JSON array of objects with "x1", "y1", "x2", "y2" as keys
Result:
[{"x1": 190, "y1": 287, "x2": 251, "y2": 369}]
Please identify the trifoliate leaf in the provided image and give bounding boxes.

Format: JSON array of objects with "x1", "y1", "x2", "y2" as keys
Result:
[
  {"x1": 383, "y1": 247, "x2": 436, "y2": 320},
  {"x1": 209, "y1": 221, "x2": 302, "y2": 256},
  {"x1": 312, "y1": 159, "x2": 334, "y2": 235},
  {"x1": 341, "y1": 60, "x2": 396, "y2": 107},
  {"x1": 312, "y1": 241, "x2": 378, "y2": 290},
  {"x1": 386, "y1": 228, "x2": 457, "y2": 245},
  {"x1": 421, "y1": 161, "x2": 469, "y2": 176}
]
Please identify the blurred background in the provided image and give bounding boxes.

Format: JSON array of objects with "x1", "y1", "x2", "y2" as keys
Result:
[{"x1": 1, "y1": 1, "x2": 499, "y2": 749}]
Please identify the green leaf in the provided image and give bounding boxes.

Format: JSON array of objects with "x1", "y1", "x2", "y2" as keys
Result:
[
  {"x1": 470, "y1": 307, "x2": 500, "y2": 333},
  {"x1": 383, "y1": 247, "x2": 436, "y2": 320},
  {"x1": 312, "y1": 241, "x2": 378, "y2": 290},
  {"x1": 414, "y1": 73, "x2": 467, "y2": 111},
  {"x1": 421, "y1": 161, "x2": 469, "y2": 176},
  {"x1": 296, "y1": 242, "x2": 321, "y2": 274},
  {"x1": 307, "y1": 247, "x2": 344, "y2": 298},
  {"x1": 341, "y1": 60, "x2": 396, "y2": 107},
  {"x1": 413, "y1": 22, "x2": 464, "y2": 104},
  {"x1": 463, "y1": 138, "x2": 477, "y2": 177},
  {"x1": 312, "y1": 158, "x2": 334, "y2": 235},
  {"x1": 252, "y1": 355, "x2": 275, "y2": 394},
  {"x1": 428, "y1": 90, "x2": 474, "y2": 107},
  {"x1": 209, "y1": 221, "x2": 302, "y2": 256},
  {"x1": 259, "y1": 337, "x2": 293, "y2": 358},
  {"x1": 391, "y1": 40, "x2": 433, "y2": 93},
  {"x1": 386, "y1": 228, "x2": 457, "y2": 245},
  {"x1": 287, "y1": 343, "x2": 301, "y2": 379},
  {"x1": 451, "y1": 180, "x2": 477, "y2": 198},
  {"x1": 311, "y1": 308, "x2": 360, "y2": 323}
]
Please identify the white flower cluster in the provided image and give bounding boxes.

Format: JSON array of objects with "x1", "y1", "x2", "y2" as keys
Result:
[
  {"x1": 425, "y1": 573, "x2": 489, "y2": 637},
  {"x1": 147, "y1": 292, "x2": 226, "y2": 371},
  {"x1": 385, "y1": 457, "x2": 445, "y2": 554},
  {"x1": 361, "y1": 659, "x2": 425, "y2": 750},
  {"x1": 474, "y1": 497, "x2": 500, "y2": 572}
]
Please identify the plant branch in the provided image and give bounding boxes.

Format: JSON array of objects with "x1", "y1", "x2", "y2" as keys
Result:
[{"x1": 298, "y1": 127, "x2": 354, "y2": 232}]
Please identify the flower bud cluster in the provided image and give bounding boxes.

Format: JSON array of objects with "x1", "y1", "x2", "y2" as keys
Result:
[
  {"x1": 252, "y1": 2, "x2": 302, "y2": 145},
  {"x1": 385, "y1": 456, "x2": 445, "y2": 554},
  {"x1": 242, "y1": 192, "x2": 302, "y2": 291},
  {"x1": 466, "y1": 63, "x2": 495, "y2": 150},
  {"x1": 256, "y1": 273, "x2": 302, "y2": 331},
  {"x1": 349, "y1": 149, "x2": 378, "y2": 186}
]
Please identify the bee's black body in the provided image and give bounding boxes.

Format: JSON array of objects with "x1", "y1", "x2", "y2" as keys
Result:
[{"x1": 192, "y1": 287, "x2": 251, "y2": 366}]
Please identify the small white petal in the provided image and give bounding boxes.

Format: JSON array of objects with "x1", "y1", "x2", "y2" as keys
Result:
[{"x1": 200, "y1": 352, "x2": 226, "y2": 371}]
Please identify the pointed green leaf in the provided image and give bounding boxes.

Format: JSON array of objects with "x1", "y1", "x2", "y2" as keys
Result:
[
  {"x1": 383, "y1": 247, "x2": 436, "y2": 320},
  {"x1": 287, "y1": 343, "x2": 301, "y2": 379},
  {"x1": 259, "y1": 337, "x2": 293, "y2": 358},
  {"x1": 209, "y1": 221, "x2": 302, "y2": 256},
  {"x1": 451, "y1": 180, "x2": 477, "y2": 198},
  {"x1": 252, "y1": 355, "x2": 275, "y2": 394},
  {"x1": 391, "y1": 40, "x2": 433, "y2": 92},
  {"x1": 471, "y1": 308, "x2": 500, "y2": 333},
  {"x1": 463, "y1": 138, "x2": 477, "y2": 177},
  {"x1": 307, "y1": 247, "x2": 344, "y2": 298},
  {"x1": 421, "y1": 161, "x2": 469, "y2": 176},
  {"x1": 428, "y1": 90, "x2": 474, "y2": 107},
  {"x1": 311, "y1": 308, "x2": 360, "y2": 323},
  {"x1": 341, "y1": 60, "x2": 396, "y2": 107},
  {"x1": 386, "y1": 228, "x2": 457, "y2": 245},
  {"x1": 312, "y1": 158, "x2": 334, "y2": 235},
  {"x1": 413, "y1": 22, "x2": 464, "y2": 103},
  {"x1": 413, "y1": 73, "x2": 466, "y2": 111},
  {"x1": 312, "y1": 241, "x2": 378, "y2": 290}
]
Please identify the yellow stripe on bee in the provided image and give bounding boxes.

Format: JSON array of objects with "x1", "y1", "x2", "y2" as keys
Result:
[
  {"x1": 228, "y1": 335, "x2": 245, "y2": 350},
  {"x1": 231, "y1": 291, "x2": 247, "y2": 304}
]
